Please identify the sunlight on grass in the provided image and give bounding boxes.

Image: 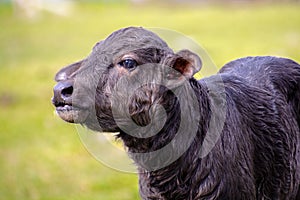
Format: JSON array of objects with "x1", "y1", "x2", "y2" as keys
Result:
[{"x1": 0, "y1": 1, "x2": 300, "y2": 199}]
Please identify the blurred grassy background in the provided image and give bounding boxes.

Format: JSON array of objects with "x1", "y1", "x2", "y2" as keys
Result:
[{"x1": 0, "y1": 1, "x2": 300, "y2": 199}]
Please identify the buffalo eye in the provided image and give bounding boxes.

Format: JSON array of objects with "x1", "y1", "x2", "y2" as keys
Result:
[{"x1": 119, "y1": 58, "x2": 138, "y2": 70}]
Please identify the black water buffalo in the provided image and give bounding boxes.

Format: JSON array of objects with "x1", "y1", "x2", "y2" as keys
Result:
[{"x1": 52, "y1": 27, "x2": 300, "y2": 199}]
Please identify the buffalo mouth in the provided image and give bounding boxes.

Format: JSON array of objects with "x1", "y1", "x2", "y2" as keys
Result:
[{"x1": 53, "y1": 101, "x2": 89, "y2": 123}]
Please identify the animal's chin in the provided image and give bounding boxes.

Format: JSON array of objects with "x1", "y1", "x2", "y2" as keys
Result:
[
  {"x1": 56, "y1": 105, "x2": 89, "y2": 123},
  {"x1": 55, "y1": 104, "x2": 120, "y2": 132}
]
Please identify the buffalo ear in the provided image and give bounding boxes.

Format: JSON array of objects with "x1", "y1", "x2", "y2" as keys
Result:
[
  {"x1": 55, "y1": 59, "x2": 85, "y2": 82},
  {"x1": 171, "y1": 49, "x2": 202, "y2": 78}
]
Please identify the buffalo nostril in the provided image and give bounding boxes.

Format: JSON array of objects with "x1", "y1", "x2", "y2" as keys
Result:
[
  {"x1": 53, "y1": 81, "x2": 74, "y2": 104},
  {"x1": 61, "y1": 85, "x2": 73, "y2": 98}
]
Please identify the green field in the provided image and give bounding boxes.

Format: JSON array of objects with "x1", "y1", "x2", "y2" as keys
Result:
[{"x1": 1, "y1": 2, "x2": 300, "y2": 200}]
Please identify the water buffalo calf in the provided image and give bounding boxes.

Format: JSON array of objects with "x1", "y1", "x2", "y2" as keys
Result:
[{"x1": 52, "y1": 27, "x2": 300, "y2": 199}]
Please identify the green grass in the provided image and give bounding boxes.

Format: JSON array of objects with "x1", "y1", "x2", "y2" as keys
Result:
[{"x1": 0, "y1": 2, "x2": 300, "y2": 200}]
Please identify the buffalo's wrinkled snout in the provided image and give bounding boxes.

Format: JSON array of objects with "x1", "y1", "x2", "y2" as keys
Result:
[
  {"x1": 52, "y1": 60, "x2": 89, "y2": 123},
  {"x1": 52, "y1": 80, "x2": 74, "y2": 107}
]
